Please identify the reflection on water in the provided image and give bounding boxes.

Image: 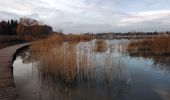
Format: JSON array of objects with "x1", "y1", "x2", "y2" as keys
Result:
[
  {"x1": 152, "y1": 56, "x2": 170, "y2": 74},
  {"x1": 127, "y1": 51, "x2": 170, "y2": 74},
  {"x1": 13, "y1": 39, "x2": 170, "y2": 100}
]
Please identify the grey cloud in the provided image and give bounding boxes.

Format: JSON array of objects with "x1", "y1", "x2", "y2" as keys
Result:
[
  {"x1": 0, "y1": 0, "x2": 170, "y2": 33},
  {"x1": 0, "y1": 11, "x2": 20, "y2": 20},
  {"x1": 118, "y1": 16, "x2": 170, "y2": 32},
  {"x1": 61, "y1": 23, "x2": 114, "y2": 33}
]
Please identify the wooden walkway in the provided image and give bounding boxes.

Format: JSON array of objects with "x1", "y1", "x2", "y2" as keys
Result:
[{"x1": 0, "y1": 43, "x2": 29, "y2": 100}]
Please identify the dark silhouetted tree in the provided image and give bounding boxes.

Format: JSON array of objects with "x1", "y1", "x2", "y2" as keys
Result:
[
  {"x1": 17, "y1": 17, "x2": 38, "y2": 35},
  {"x1": 17, "y1": 17, "x2": 53, "y2": 36},
  {"x1": 0, "y1": 19, "x2": 18, "y2": 35}
]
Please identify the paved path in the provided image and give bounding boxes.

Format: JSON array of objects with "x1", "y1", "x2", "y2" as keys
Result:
[{"x1": 0, "y1": 43, "x2": 30, "y2": 100}]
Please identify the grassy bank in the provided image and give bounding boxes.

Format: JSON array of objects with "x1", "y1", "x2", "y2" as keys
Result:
[
  {"x1": 31, "y1": 34, "x2": 92, "y2": 50},
  {"x1": 0, "y1": 35, "x2": 40, "y2": 49},
  {"x1": 126, "y1": 36, "x2": 170, "y2": 55}
]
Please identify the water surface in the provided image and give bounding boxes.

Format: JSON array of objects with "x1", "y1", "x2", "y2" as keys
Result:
[{"x1": 13, "y1": 39, "x2": 170, "y2": 100}]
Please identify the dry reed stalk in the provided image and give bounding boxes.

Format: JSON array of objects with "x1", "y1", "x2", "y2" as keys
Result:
[
  {"x1": 93, "y1": 40, "x2": 108, "y2": 53},
  {"x1": 126, "y1": 36, "x2": 170, "y2": 55}
]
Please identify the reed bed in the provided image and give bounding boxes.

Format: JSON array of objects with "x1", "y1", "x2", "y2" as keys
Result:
[
  {"x1": 26, "y1": 38, "x2": 132, "y2": 96},
  {"x1": 30, "y1": 42, "x2": 91, "y2": 81},
  {"x1": 93, "y1": 39, "x2": 108, "y2": 53},
  {"x1": 29, "y1": 37, "x2": 130, "y2": 87},
  {"x1": 65, "y1": 34, "x2": 92, "y2": 41},
  {"x1": 30, "y1": 34, "x2": 92, "y2": 57},
  {"x1": 126, "y1": 36, "x2": 170, "y2": 55},
  {"x1": 29, "y1": 34, "x2": 92, "y2": 81},
  {"x1": 29, "y1": 38, "x2": 111, "y2": 82}
]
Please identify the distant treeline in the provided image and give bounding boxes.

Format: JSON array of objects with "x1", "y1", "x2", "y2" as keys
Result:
[
  {"x1": 81, "y1": 31, "x2": 170, "y2": 38},
  {"x1": 0, "y1": 20, "x2": 18, "y2": 35},
  {"x1": 0, "y1": 18, "x2": 53, "y2": 36},
  {"x1": 1, "y1": 18, "x2": 170, "y2": 37},
  {"x1": 95, "y1": 31, "x2": 170, "y2": 36}
]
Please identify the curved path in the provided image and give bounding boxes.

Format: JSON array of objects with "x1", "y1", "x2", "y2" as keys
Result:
[{"x1": 0, "y1": 43, "x2": 30, "y2": 100}]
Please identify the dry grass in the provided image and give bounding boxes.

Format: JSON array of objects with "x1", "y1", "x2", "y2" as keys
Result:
[
  {"x1": 39, "y1": 43, "x2": 77, "y2": 81},
  {"x1": 93, "y1": 40, "x2": 108, "y2": 53},
  {"x1": 32, "y1": 34, "x2": 92, "y2": 45},
  {"x1": 30, "y1": 42, "x2": 84, "y2": 81},
  {"x1": 29, "y1": 38, "x2": 131, "y2": 84},
  {"x1": 30, "y1": 35, "x2": 64, "y2": 54},
  {"x1": 30, "y1": 34, "x2": 92, "y2": 54},
  {"x1": 0, "y1": 33, "x2": 92, "y2": 49},
  {"x1": 65, "y1": 34, "x2": 92, "y2": 41},
  {"x1": 29, "y1": 34, "x2": 92, "y2": 81},
  {"x1": 0, "y1": 35, "x2": 39, "y2": 49},
  {"x1": 126, "y1": 36, "x2": 170, "y2": 55}
]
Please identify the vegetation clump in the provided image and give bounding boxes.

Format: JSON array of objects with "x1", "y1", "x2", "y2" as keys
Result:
[
  {"x1": 93, "y1": 40, "x2": 108, "y2": 53},
  {"x1": 126, "y1": 36, "x2": 170, "y2": 55}
]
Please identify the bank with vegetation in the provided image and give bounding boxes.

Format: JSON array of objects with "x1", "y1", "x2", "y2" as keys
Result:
[{"x1": 126, "y1": 36, "x2": 170, "y2": 56}]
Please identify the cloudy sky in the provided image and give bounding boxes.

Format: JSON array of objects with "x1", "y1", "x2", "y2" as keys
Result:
[{"x1": 0, "y1": 0, "x2": 170, "y2": 33}]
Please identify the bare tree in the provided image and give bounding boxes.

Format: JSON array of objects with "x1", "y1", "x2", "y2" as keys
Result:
[{"x1": 17, "y1": 17, "x2": 38, "y2": 35}]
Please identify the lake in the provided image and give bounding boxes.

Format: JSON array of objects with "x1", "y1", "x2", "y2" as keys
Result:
[{"x1": 13, "y1": 39, "x2": 170, "y2": 100}]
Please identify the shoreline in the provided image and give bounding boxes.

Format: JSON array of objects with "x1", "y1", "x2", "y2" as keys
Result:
[{"x1": 0, "y1": 43, "x2": 30, "y2": 100}]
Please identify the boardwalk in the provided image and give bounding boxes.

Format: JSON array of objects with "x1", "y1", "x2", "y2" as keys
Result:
[{"x1": 0, "y1": 43, "x2": 29, "y2": 100}]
